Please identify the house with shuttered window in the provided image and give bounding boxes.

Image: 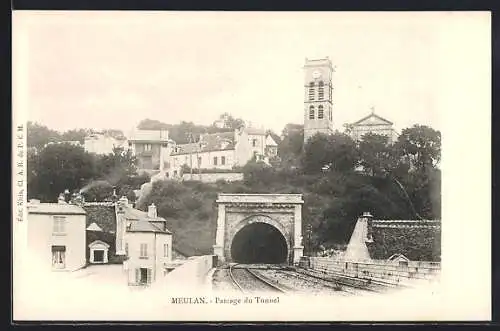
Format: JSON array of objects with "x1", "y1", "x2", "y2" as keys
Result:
[
  {"x1": 122, "y1": 203, "x2": 173, "y2": 286},
  {"x1": 26, "y1": 195, "x2": 87, "y2": 272}
]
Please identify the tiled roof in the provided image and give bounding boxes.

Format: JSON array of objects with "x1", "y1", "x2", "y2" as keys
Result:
[
  {"x1": 367, "y1": 219, "x2": 441, "y2": 261},
  {"x1": 244, "y1": 127, "x2": 267, "y2": 136},
  {"x1": 27, "y1": 203, "x2": 86, "y2": 215},
  {"x1": 172, "y1": 132, "x2": 235, "y2": 155},
  {"x1": 82, "y1": 204, "x2": 117, "y2": 233},
  {"x1": 127, "y1": 220, "x2": 172, "y2": 234},
  {"x1": 128, "y1": 129, "x2": 170, "y2": 142}
]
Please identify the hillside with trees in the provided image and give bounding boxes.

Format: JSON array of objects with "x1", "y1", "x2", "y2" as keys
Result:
[
  {"x1": 26, "y1": 117, "x2": 440, "y2": 257},
  {"x1": 136, "y1": 124, "x2": 441, "y2": 256}
]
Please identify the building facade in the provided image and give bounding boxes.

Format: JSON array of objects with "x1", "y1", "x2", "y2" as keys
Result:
[
  {"x1": 128, "y1": 129, "x2": 173, "y2": 174},
  {"x1": 27, "y1": 195, "x2": 87, "y2": 272},
  {"x1": 84, "y1": 133, "x2": 128, "y2": 155},
  {"x1": 303, "y1": 57, "x2": 335, "y2": 143},
  {"x1": 123, "y1": 203, "x2": 172, "y2": 285},
  {"x1": 168, "y1": 127, "x2": 278, "y2": 177},
  {"x1": 348, "y1": 111, "x2": 399, "y2": 144}
]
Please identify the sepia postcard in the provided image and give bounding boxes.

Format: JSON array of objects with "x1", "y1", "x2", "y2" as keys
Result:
[{"x1": 12, "y1": 11, "x2": 491, "y2": 322}]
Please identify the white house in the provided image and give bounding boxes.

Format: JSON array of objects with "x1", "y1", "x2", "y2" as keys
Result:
[
  {"x1": 27, "y1": 195, "x2": 87, "y2": 272},
  {"x1": 167, "y1": 127, "x2": 278, "y2": 177},
  {"x1": 128, "y1": 129, "x2": 174, "y2": 174},
  {"x1": 84, "y1": 133, "x2": 128, "y2": 155},
  {"x1": 122, "y1": 203, "x2": 172, "y2": 286}
]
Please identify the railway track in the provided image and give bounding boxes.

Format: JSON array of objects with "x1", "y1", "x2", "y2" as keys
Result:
[{"x1": 228, "y1": 264, "x2": 288, "y2": 294}]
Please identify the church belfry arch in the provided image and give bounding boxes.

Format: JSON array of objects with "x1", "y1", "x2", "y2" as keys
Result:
[{"x1": 213, "y1": 194, "x2": 304, "y2": 264}]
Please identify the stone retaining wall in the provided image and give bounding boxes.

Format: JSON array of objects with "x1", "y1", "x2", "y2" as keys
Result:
[
  {"x1": 301, "y1": 257, "x2": 440, "y2": 287},
  {"x1": 182, "y1": 173, "x2": 244, "y2": 183}
]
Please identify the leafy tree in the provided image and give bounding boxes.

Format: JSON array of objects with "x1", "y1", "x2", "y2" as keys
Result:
[
  {"x1": 358, "y1": 133, "x2": 394, "y2": 176},
  {"x1": 242, "y1": 159, "x2": 277, "y2": 187},
  {"x1": 29, "y1": 144, "x2": 97, "y2": 202},
  {"x1": 302, "y1": 132, "x2": 359, "y2": 174},
  {"x1": 27, "y1": 121, "x2": 61, "y2": 149},
  {"x1": 278, "y1": 124, "x2": 303, "y2": 167},
  {"x1": 81, "y1": 181, "x2": 114, "y2": 202},
  {"x1": 95, "y1": 147, "x2": 138, "y2": 185},
  {"x1": 393, "y1": 125, "x2": 441, "y2": 170},
  {"x1": 213, "y1": 112, "x2": 245, "y2": 130},
  {"x1": 60, "y1": 128, "x2": 89, "y2": 144}
]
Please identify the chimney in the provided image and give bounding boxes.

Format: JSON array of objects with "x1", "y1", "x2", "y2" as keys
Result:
[
  {"x1": 57, "y1": 194, "x2": 66, "y2": 204},
  {"x1": 148, "y1": 203, "x2": 157, "y2": 218},
  {"x1": 70, "y1": 192, "x2": 85, "y2": 206}
]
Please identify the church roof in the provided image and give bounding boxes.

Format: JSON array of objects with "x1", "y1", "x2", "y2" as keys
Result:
[{"x1": 352, "y1": 112, "x2": 394, "y2": 126}]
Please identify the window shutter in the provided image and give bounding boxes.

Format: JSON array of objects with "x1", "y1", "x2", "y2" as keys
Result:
[
  {"x1": 135, "y1": 268, "x2": 140, "y2": 284},
  {"x1": 147, "y1": 269, "x2": 152, "y2": 284}
]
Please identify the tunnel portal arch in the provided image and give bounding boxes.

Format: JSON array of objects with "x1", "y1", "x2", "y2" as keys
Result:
[{"x1": 213, "y1": 194, "x2": 304, "y2": 264}]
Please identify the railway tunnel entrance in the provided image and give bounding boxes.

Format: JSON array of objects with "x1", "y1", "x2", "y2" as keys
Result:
[
  {"x1": 230, "y1": 222, "x2": 288, "y2": 264},
  {"x1": 213, "y1": 194, "x2": 304, "y2": 264}
]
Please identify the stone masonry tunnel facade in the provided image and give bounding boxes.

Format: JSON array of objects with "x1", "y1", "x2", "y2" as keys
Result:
[{"x1": 213, "y1": 194, "x2": 304, "y2": 264}]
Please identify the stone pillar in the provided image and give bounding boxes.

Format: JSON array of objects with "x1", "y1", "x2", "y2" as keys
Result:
[
  {"x1": 293, "y1": 204, "x2": 304, "y2": 264},
  {"x1": 104, "y1": 249, "x2": 109, "y2": 264},
  {"x1": 213, "y1": 203, "x2": 226, "y2": 262},
  {"x1": 90, "y1": 248, "x2": 94, "y2": 263}
]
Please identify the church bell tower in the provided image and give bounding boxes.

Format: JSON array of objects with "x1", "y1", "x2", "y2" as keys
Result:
[{"x1": 303, "y1": 57, "x2": 334, "y2": 143}]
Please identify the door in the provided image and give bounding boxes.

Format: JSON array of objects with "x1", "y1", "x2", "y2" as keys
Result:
[
  {"x1": 94, "y1": 250, "x2": 104, "y2": 263},
  {"x1": 140, "y1": 268, "x2": 151, "y2": 284},
  {"x1": 52, "y1": 246, "x2": 66, "y2": 269}
]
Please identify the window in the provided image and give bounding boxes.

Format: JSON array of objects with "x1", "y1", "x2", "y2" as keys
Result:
[
  {"x1": 309, "y1": 81, "x2": 315, "y2": 87},
  {"x1": 164, "y1": 244, "x2": 169, "y2": 257},
  {"x1": 308, "y1": 88, "x2": 315, "y2": 101},
  {"x1": 125, "y1": 242, "x2": 129, "y2": 256},
  {"x1": 309, "y1": 106, "x2": 315, "y2": 119},
  {"x1": 252, "y1": 139, "x2": 257, "y2": 147},
  {"x1": 318, "y1": 105, "x2": 324, "y2": 119},
  {"x1": 213, "y1": 156, "x2": 218, "y2": 165},
  {"x1": 329, "y1": 109, "x2": 332, "y2": 121},
  {"x1": 52, "y1": 246, "x2": 66, "y2": 269},
  {"x1": 198, "y1": 157, "x2": 202, "y2": 167},
  {"x1": 318, "y1": 87, "x2": 324, "y2": 100},
  {"x1": 136, "y1": 268, "x2": 152, "y2": 284},
  {"x1": 140, "y1": 243, "x2": 148, "y2": 259},
  {"x1": 318, "y1": 81, "x2": 324, "y2": 87},
  {"x1": 53, "y1": 216, "x2": 66, "y2": 235},
  {"x1": 144, "y1": 144, "x2": 152, "y2": 151},
  {"x1": 221, "y1": 156, "x2": 226, "y2": 165}
]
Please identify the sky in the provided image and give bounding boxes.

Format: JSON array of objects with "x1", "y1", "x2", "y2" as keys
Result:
[{"x1": 13, "y1": 11, "x2": 476, "y2": 135}]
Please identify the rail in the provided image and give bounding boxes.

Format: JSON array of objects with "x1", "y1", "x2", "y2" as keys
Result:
[{"x1": 228, "y1": 264, "x2": 287, "y2": 294}]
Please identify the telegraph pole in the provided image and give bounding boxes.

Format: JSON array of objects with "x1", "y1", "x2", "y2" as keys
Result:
[{"x1": 186, "y1": 132, "x2": 194, "y2": 180}]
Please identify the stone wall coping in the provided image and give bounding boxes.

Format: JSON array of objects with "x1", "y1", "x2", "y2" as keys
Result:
[
  {"x1": 217, "y1": 193, "x2": 304, "y2": 204},
  {"x1": 372, "y1": 220, "x2": 441, "y2": 223}
]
